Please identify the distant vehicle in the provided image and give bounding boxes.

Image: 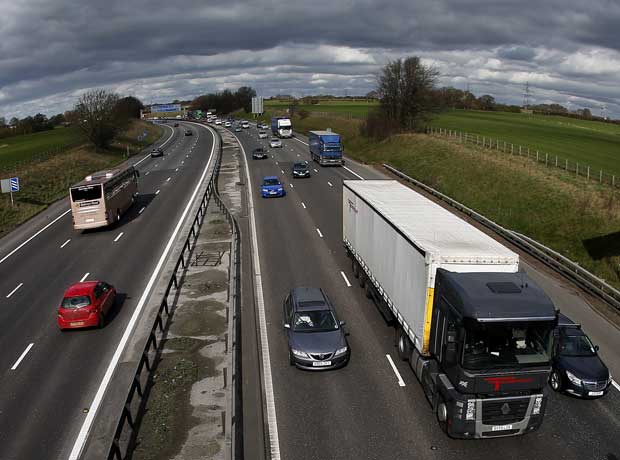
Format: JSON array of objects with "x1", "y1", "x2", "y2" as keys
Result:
[
  {"x1": 57, "y1": 281, "x2": 116, "y2": 330},
  {"x1": 261, "y1": 176, "x2": 285, "y2": 198},
  {"x1": 235, "y1": 126, "x2": 242, "y2": 132},
  {"x1": 309, "y1": 130, "x2": 344, "y2": 166},
  {"x1": 176, "y1": 115, "x2": 182, "y2": 119},
  {"x1": 344, "y1": 180, "x2": 558, "y2": 438},
  {"x1": 150, "y1": 147, "x2": 164, "y2": 157},
  {"x1": 283, "y1": 287, "x2": 349, "y2": 370},
  {"x1": 269, "y1": 138, "x2": 282, "y2": 148},
  {"x1": 173, "y1": 123, "x2": 179, "y2": 127},
  {"x1": 252, "y1": 148, "x2": 268, "y2": 160},
  {"x1": 271, "y1": 117, "x2": 292, "y2": 138},
  {"x1": 549, "y1": 313, "x2": 612, "y2": 398},
  {"x1": 292, "y1": 162, "x2": 310, "y2": 178},
  {"x1": 257, "y1": 122, "x2": 266, "y2": 129},
  {"x1": 224, "y1": 121, "x2": 232, "y2": 128},
  {"x1": 215, "y1": 119, "x2": 222, "y2": 125},
  {"x1": 184, "y1": 129, "x2": 192, "y2": 136},
  {"x1": 242, "y1": 121, "x2": 250, "y2": 129},
  {"x1": 70, "y1": 166, "x2": 139, "y2": 230},
  {"x1": 258, "y1": 131, "x2": 268, "y2": 139}
]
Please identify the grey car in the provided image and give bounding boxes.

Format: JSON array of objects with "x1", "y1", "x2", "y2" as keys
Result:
[{"x1": 283, "y1": 287, "x2": 350, "y2": 370}]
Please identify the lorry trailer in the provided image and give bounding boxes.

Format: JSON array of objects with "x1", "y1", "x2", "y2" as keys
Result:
[
  {"x1": 343, "y1": 180, "x2": 557, "y2": 438},
  {"x1": 271, "y1": 117, "x2": 292, "y2": 138},
  {"x1": 308, "y1": 130, "x2": 344, "y2": 166}
]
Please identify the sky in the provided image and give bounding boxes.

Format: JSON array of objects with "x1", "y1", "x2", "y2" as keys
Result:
[{"x1": 1, "y1": 0, "x2": 620, "y2": 119}]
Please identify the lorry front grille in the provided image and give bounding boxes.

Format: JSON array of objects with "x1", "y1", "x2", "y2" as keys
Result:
[{"x1": 481, "y1": 399, "x2": 529, "y2": 424}]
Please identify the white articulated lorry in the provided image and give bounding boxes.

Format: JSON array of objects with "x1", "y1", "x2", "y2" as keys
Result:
[{"x1": 343, "y1": 180, "x2": 558, "y2": 439}]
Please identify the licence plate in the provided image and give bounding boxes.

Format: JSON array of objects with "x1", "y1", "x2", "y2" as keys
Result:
[
  {"x1": 269, "y1": 191, "x2": 277, "y2": 195},
  {"x1": 491, "y1": 424, "x2": 513, "y2": 431},
  {"x1": 312, "y1": 361, "x2": 331, "y2": 367},
  {"x1": 86, "y1": 218, "x2": 94, "y2": 223},
  {"x1": 70, "y1": 321, "x2": 85, "y2": 327},
  {"x1": 589, "y1": 391, "x2": 604, "y2": 396}
]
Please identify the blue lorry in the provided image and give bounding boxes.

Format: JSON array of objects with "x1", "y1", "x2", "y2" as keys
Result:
[{"x1": 308, "y1": 130, "x2": 344, "y2": 166}]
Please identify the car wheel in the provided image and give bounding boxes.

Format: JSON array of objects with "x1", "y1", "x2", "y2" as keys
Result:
[
  {"x1": 396, "y1": 328, "x2": 411, "y2": 361},
  {"x1": 98, "y1": 313, "x2": 105, "y2": 329},
  {"x1": 352, "y1": 260, "x2": 360, "y2": 278},
  {"x1": 549, "y1": 369, "x2": 563, "y2": 392},
  {"x1": 288, "y1": 350, "x2": 295, "y2": 366},
  {"x1": 436, "y1": 395, "x2": 449, "y2": 434}
]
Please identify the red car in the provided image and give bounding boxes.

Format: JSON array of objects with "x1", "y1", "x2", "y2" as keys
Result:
[{"x1": 57, "y1": 281, "x2": 116, "y2": 330}]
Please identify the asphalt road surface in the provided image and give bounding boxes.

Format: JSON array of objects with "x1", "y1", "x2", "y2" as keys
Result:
[
  {"x1": 0, "y1": 122, "x2": 214, "y2": 460},
  {"x1": 233, "y1": 122, "x2": 620, "y2": 460}
]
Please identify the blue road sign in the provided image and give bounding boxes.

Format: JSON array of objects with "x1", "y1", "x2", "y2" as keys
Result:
[{"x1": 10, "y1": 177, "x2": 19, "y2": 192}]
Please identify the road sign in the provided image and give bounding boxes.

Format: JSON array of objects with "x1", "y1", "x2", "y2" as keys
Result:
[
  {"x1": 10, "y1": 177, "x2": 18, "y2": 192},
  {"x1": 1, "y1": 177, "x2": 18, "y2": 207}
]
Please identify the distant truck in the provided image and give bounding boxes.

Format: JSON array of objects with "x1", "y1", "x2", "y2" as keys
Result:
[
  {"x1": 308, "y1": 130, "x2": 344, "y2": 166},
  {"x1": 343, "y1": 180, "x2": 558, "y2": 439},
  {"x1": 271, "y1": 117, "x2": 292, "y2": 138}
]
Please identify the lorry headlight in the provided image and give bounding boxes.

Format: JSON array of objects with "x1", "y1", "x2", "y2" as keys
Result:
[
  {"x1": 532, "y1": 395, "x2": 543, "y2": 415},
  {"x1": 566, "y1": 370, "x2": 582, "y2": 386},
  {"x1": 291, "y1": 349, "x2": 309, "y2": 358},
  {"x1": 465, "y1": 400, "x2": 476, "y2": 421},
  {"x1": 335, "y1": 346, "x2": 348, "y2": 356}
]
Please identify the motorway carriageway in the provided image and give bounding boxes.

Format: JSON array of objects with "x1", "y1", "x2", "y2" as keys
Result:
[
  {"x1": 0, "y1": 122, "x2": 215, "y2": 460},
  {"x1": 233, "y1": 123, "x2": 620, "y2": 460}
]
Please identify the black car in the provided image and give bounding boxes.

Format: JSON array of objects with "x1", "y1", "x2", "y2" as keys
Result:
[
  {"x1": 173, "y1": 123, "x2": 179, "y2": 127},
  {"x1": 549, "y1": 313, "x2": 612, "y2": 398},
  {"x1": 184, "y1": 129, "x2": 192, "y2": 136},
  {"x1": 283, "y1": 287, "x2": 350, "y2": 370},
  {"x1": 292, "y1": 162, "x2": 311, "y2": 178},
  {"x1": 252, "y1": 147, "x2": 268, "y2": 160},
  {"x1": 150, "y1": 147, "x2": 164, "y2": 157}
]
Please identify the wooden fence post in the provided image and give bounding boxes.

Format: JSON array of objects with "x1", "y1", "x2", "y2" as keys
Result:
[
  {"x1": 600, "y1": 170, "x2": 603, "y2": 182},
  {"x1": 587, "y1": 166, "x2": 590, "y2": 180},
  {"x1": 545, "y1": 153, "x2": 548, "y2": 166},
  {"x1": 555, "y1": 156, "x2": 558, "y2": 167}
]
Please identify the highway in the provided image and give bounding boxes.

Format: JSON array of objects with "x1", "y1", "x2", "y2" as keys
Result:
[
  {"x1": 233, "y1": 123, "x2": 620, "y2": 460},
  {"x1": 0, "y1": 122, "x2": 215, "y2": 460}
]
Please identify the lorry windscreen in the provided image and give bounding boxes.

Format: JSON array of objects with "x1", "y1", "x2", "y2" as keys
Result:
[{"x1": 462, "y1": 321, "x2": 553, "y2": 370}]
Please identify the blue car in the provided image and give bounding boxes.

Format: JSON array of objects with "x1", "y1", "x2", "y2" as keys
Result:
[{"x1": 261, "y1": 176, "x2": 286, "y2": 198}]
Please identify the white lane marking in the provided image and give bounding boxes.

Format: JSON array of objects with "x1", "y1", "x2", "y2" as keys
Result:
[
  {"x1": 344, "y1": 166, "x2": 365, "y2": 180},
  {"x1": 6, "y1": 283, "x2": 24, "y2": 298},
  {"x1": 316, "y1": 228, "x2": 323, "y2": 238},
  {"x1": 60, "y1": 239, "x2": 71, "y2": 248},
  {"x1": 0, "y1": 209, "x2": 71, "y2": 266},
  {"x1": 613, "y1": 379, "x2": 620, "y2": 392},
  {"x1": 313, "y1": 168, "x2": 318, "y2": 173},
  {"x1": 175, "y1": 168, "x2": 179, "y2": 172},
  {"x1": 80, "y1": 272, "x2": 90, "y2": 282},
  {"x1": 145, "y1": 171, "x2": 150, "y2": 176},
  {"x1": 10, "y1": 343, "x2": 34, "y2": 371},
  {"x1": 68, "y1": 124, "x2": 217, "y2": 460},
  {"x1": 235, "y1": 134, "x2": 281, "y2": 460},
  {"x1": 139, "y1": 206, "x2": 145, "y2": 215},
  {"x1": 275, "y1": 161, "x2": 279, "y2": 165},
  {"x1": 294, "y1": 137, "x2": 309, "y2": 146},
  {"x1": 340, "y1": 271, "x2": 352, "y2": 287},
  {"x1": 281, "y1": 169, "x2": 285, "y2": 174},
  {"x1": 166, "y1": 177, "x2": 171, "y2": 182},
  {"x1": 154, "y1": 164, "x2": 158, "y2": 167},
  {"x1": 289, "y1": 183, "x2": 294, "y2": 188},
  {"x1": 297, "y1": 153, "x2": 300, "y2": 157},
  {"x1": 133, "y1": 124, "x2": 175, "y2": 167},
  {"x1": 386, "y1": 354, "x2": 406, "y2": 387},
  {"x1": 327, "y1": 181, "x2": 333, "y2": 187},
  {"x1": 155, "y1": 189, "x2": 161, "y2": 195},
  {"x1": 301, "y1": 202, "x2": 306, "y2": 209},
  {"x1": 113, "y1": 232, "x2": 124, "y2": 242},
  {"x1": 181, "y1": 160, "x2": 185, "y2": 164}
]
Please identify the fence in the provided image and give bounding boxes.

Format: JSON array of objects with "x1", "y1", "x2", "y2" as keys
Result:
[
  {"x1": 107, "y1": 127, "x2": 241, "y2": 459},
  {"x1": 383, "y1": 163, "x2": 620, "y2": 313},
  {"x1": 427, "y1": 126, "x2": 620, "y2": 189}
]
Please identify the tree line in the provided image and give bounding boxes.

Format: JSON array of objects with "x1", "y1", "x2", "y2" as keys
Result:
[
  {"x1": 0, "y1": 113, "x2": 67, "y2": 139},
  {"x1": 190, "y1": 86, "x2": 256, "y2": 114}
]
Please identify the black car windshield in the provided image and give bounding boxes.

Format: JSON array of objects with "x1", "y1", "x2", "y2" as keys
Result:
[
  {"x1": 263, "y1": 179, "x2": 280, "y2": 186},
  {"x1": 462, "y1": 321, "x2": 553, "y2": 370},
  {"x1": 293, "y1": 310, "x2": 338, "y2": 332},
  {"x1": 62, "y1": 295, "x2": 91, "y2": 309},
  {"x1": 293, "y1": 163, "x2": 307, "y2": 169},
  {"x1": 559, "y1": 335, "x2": 597, "y2": 357}
]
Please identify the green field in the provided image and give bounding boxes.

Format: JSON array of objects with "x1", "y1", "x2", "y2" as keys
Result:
[
  {"x1": 0, "y1": 126, "x2": 85, "y2": 171},
  {"x1": 265, "y1": 99, "x2": 377, "y2": 118},
  {"x1": 430, "y1": 110, "x2": 620, "y2": 177}
]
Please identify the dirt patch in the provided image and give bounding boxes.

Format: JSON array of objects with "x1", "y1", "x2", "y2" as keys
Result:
[
  {"x1": 181, "y1": 270, "x2": 228, "y2": 297},
  {"x1": 171, "y1": 300, "x2": 227, "y2": 338}
]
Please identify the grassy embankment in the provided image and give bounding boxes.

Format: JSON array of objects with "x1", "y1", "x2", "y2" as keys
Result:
[
  {"x1": 265, "y1": 99, "x2": 378, "y2": 118},
  {"x1": 0, "y1": 120, "x2": 163, "y2": 237},
  {"x1": 291, "y1": 114, "x2": 620, "y2": 289}
]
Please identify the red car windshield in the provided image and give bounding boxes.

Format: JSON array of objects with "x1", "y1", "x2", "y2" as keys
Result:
[{"x1": 61, "y1": 295, "x2": 91, "y2": 309}]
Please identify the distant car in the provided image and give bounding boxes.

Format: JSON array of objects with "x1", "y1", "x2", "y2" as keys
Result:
[
  {"x1": 150, "y1": 147, "x2": 164, "y2": 157},
  {"x1": 242, "y1": 121, "x2": 250, "y2": 129},
  {"x1": 224, "y1": 121, "x2": 231, "y2": 128},
  {"x1": 215, "y1": 119, "x2": 222, "y2": 125},
  {"x1": 252, "y1": 148, "x2": 268, "y2": 160},
  {"x1": 261, "y1": 176, "x2": 285, "y2": 198},
  {"x1": 173, "y1": 123, "x2": 179, "y2": 127},
  {"x1": 269, "y1": 138, "x2": 282, "y2": 148},
  {"x1": 184, "y1": 129, "x2": 192, "y2": 136},
  {"x1": 292, "y1": 162, "x2": 310, "y2": 178},
  {"x1": 549, "y1": 313, "x2": 612, "y2": 398},
  {"x1": 258, "y1": 131, "x2": 268, "y2": 139},
  {"x1": 57, "y1": 281, "x2": 116, "y2": 330},
  {"x1": 260, "y1": 123, "x2": 269, "y2": 129},
  {"x1": 235, "y1": 126, "x2": 242, "y2": 132},
  {"x1": 283, "y1": 287, "x2": 349, "y2": 370},
  {"x1": 175, "y1": 115, "x2": 182, "y2": 119}
]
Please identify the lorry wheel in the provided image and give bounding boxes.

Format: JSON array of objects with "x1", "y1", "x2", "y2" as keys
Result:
[
  {"x1": 359, "y1": 273, "x2": 365, "y2": 288},
  {"x1": 396, "y1": 328, "x2": 411, "y2": 361},
  {"x1": 549, "y1": 370, "x2": 563, "y2": 392},
  {"x1": 436, "y1": 396, "x2": 449, "y2": 433},
  {"x1": 352, "y1": 261, "x2": 360, "y2": 278},
  {"x1": 365, "y1": 282, "x2": 373, "y2": 299}
]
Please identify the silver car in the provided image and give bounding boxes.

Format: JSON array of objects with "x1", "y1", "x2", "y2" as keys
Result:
[{"x1": 269, "y1": 138, "x2": 282, "y2": 148}]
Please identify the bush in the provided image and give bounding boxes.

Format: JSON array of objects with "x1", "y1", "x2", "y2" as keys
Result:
[
  {"x1": 360, "y1": 108, "x2": 401, "y2": 140},
  {"x1": 298, "y1": 109, "x2": 310, "y2": 120}
]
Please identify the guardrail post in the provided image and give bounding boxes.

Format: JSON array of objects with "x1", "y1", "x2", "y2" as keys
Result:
[
  {"x1": 576, "y1": 163, "x2": 579, "y2": 177},
  {"x1": 511, "y1": 144, "x2": 514, "y2": 155},
  {"x1": 519, "y1": 145, "x2": 522, "y2": 155},
  {"x1": 613, "y1": 175, "x2": 615, "y2": 187},
  {"x1": 545, "y1": 153, "x2": 548, "y2": 166},
  {"x1": 536, "y1": 151, "x2": 539, "y2": 162}
]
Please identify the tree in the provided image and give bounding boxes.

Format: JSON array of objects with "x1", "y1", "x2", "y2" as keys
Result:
[
  {"x1": 0, "y1": 117, "x2": 5, "y2": 128},
  {"x1": 115, "y1": 96, "x2": 144, "y2": 119},
  {"x1": 236, "y1": 86, "x2": 256, "y2": 113},
  {"x1": 477, "y1": 95, "x2": 496, "y2": 111},
  {"x1": 289, "y1": 98, "x2": 299, "y2": 116},
  {"x1": 74, "y1": 89, "x2": 122, "y2": 149},
  {"x1": 376, "y1": 56, "x2": 439, "y2": 131}
]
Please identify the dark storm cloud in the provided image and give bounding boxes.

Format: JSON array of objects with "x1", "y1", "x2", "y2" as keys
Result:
[{"x1": 1, "y1": 0, "x2": 620, "y2": 118}]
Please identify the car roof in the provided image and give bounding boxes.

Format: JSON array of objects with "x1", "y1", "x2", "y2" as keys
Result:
[
  {"x1": 290, "y1": 287, "x2": 329, "y2": 311},
  {"x1": 263, "y1": 175, "x2": 279, "y2": 181},
  {"x1": 64, "y1": 281, "x2": 98, "y2": 296}
]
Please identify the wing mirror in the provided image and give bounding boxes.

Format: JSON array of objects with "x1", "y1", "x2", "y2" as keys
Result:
[
  {"x1": 339, "y1": 320, "x2": 346, "y2": 327},
  {"x1": 594, "y1": 345, "x2": 600, "y2": 352}
]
